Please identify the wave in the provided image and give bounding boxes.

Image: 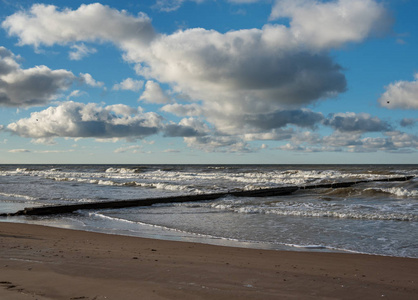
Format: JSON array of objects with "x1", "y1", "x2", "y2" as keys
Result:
[
  {"x1": 87, "y1": 211, "x2": 243, "y2": 242},
  {"x1": 85, "y1": 211, "x2": 366, "y2": 255},
  {"x1": 46, "y1": 175, "x2": 205, "y2": 193},
  {"x1": 207, "y1": 202, "x2": 417, "y2": 221},
  {"x1": 364, "y1": 187, "x2": 418, "y2": 197},
  {"x1": 283, "y1": 243, "x2": 363, "y2": 254},
  {"x1": 2, "y1": 166, "x2": 414, "y2": 190},
  {"x1": 0, "y1": 192, "x2": 37, "y2": 201},
  {"x1": 105, "y1": 167, "x2": 145, "y2": 173}
]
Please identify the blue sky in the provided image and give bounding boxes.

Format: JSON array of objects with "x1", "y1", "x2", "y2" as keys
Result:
[{"x1": 0, "y1": 0, "x2": 417, "y2": 164}]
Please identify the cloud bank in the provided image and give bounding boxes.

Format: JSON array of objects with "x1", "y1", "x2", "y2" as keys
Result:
[{"x1": 7, "y1": 101, "x2": 162, "y2": 141}]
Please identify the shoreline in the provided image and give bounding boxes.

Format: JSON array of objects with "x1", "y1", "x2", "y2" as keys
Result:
[
  {"x1": 0, "y1": 222, "x2": 417, "y2": 299},
  {"x1": 1, "y1": 216, "x2": 371, "y2": 256}
]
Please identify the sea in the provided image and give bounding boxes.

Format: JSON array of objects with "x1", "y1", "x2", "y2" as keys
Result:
[{"x1": 0, "y1": 164, "x2": 417, "y2": 258}]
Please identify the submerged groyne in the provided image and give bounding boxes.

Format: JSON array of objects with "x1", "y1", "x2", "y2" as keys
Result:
[{"x1": 1, "y1": 176, "x2": 414, "y2": 217}]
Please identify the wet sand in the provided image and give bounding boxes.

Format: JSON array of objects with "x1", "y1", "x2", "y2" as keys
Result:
[{"x1": 0, "y1": 222, "x2": 417, "y2": 299}]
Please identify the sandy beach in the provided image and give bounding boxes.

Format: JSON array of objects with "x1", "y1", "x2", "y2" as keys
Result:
[{"x1": 0, "y1": 222, "x2": 416, "y2": 299}]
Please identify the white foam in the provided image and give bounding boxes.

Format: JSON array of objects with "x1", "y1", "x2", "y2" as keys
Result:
[
  {"x1": 368, "y1": 187, "x2": 418, "y2": 197},
  {"x1": 208, "y1": 200, "x2": 417, "y2": 221},
  {"x1": 0, "y1": 192, "x2": 37, "y2": 201},
  {"x1": 105, "y1": 167, "x2": 141, "y2": 173}
]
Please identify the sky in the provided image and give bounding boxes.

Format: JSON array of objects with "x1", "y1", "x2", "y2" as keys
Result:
[{"x1": 0, "y1": 0, "x2": 417, "y2": 164}]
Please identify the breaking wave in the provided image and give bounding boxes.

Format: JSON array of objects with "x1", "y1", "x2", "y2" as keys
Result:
[
  {"x1": 365, "y1": 187, "x2": 418, "y2": 197},
  {"x1": 207, "y1": 201, "x2": 417, "y2": 221}
]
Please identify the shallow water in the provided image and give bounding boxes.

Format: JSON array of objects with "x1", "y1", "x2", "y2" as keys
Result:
[{"x1": 0, "y1": 164, "x2": 417, "y2": 257}]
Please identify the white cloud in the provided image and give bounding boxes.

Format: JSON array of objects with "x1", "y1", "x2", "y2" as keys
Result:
[
  {"x1": 184, "y1": 135, "x2": 254, "y2": 153},
  {"x1": 243, "y1": 128, "x2": 294, "y2": 141},
  {"x1": 132, "y1": 26, "x2": 346, "y2": 110},
  {"x1": 114, "y1": 145, "x2": 143, "y2": 153},
  {"x1": 112, "y1": 78, "x2": 144, "y2": 92},
  {"x1": 69, "y1": 43, "x2": 97, "y2": 60},
  {"x1": 31, "y1": 137, "x2": 57, "y2": 145},
  {"x1": 7, "y1": 101, "x2": 162, "y2": 141},
  {"x1": 163, "y1": 149, "x2": 181, "y2": 153},
  {"x1": 79, "y1": 73, "x2": 104, "y2": 88},
  {"x1": 270, "y1": 0, "x2": 391, "y2": 49},
  {"x1": 36, "y1": 149, "x2": 75, "y2": 154},
  {"x1": 163, "y1": 117, "x2": 209, "y2": 137},
  {"x1": 160, "y1": 103, "x2": 203, "y2": 116},
  {"x1": 153, "y1": 0, "x2": 205, "y2": 12},
  {"x1": 278, "y1": 130, "x2": 418, "y2": 153},
  {"x1": 378, "y1": 74, "x2": 418, "y2": 109},
  {"x1": 2, "y1": 3, "x2": 155, "y2": 48},
  {"x1": 8, "y1": 149, "x2": 30, "y2": 153},
  {"x1": 0, "y1": 46, "x2": 76, "y2": 107},
  {"x1": 139, "y1": 81, "x2": 171, "y2": 104},
  {"x1": 67, "y1": 90, "x2": 85, "y2": 100}
]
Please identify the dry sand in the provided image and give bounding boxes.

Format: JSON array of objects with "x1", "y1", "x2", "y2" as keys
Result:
[{"x1": 0, "y1": 222, "x2": 417, "y2": 299}]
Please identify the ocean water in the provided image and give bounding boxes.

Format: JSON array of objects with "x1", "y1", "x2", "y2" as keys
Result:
[{"x1": 0, "y1": 164, "x2": 417, "y2": 258}]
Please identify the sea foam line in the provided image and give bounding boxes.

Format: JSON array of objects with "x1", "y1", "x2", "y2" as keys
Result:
[{"x1": 0, "y1": 192, "x2": 37, "y2": 201}]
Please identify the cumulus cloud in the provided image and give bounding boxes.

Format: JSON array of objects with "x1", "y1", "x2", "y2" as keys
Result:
[
  {"x1": 132, "y1": 28, "x2": 346, "y2": 111},
  {"x1": 184, "y1": 135, "x2": 254, "y2": 153},
  {"x1": 2, "y1": 3, "x2": 155, "y2": 48},
  {"x1": 378, "y1": 74, "x2": 418, "y2": 109},
  {"x1": 7, "y1": 101, "x2": 162, "y2": 141},
  {"x1": 161, "y1": 103, "x2": 204, "y2": 116},
  {"x1": 243, "y1": 128, "x2": 294, "y2": 141},
  {"x1": 279, "y1": 130, "x2": 418, "y2": 153},
  {"x1": 270, "y1": 0, "x2": 391, "y2": 49},
  {"x1": 400, "y1": 118, "x2": 417, "y2": 127},
  {"x1": 139, "y1": 81, "x2": 171, "y2": 104},
  {"x1": 163, "y1": 118, "x2": 209, "y2": 137},
  {"x1": 0, "y1": 47, "x2": 19, "y2": 75},
  {"x1": 357, "y1": 132, "x2": 418, "y2": 153},
  {"x1": 79, "y1": 73, "x2": 104, "y2": 88},
  {"x1": 323, "y1": 112, "x2": 392, "y2": 132},
  {"x1": 242, "y1": 109, "x2": 323, "y2": 131},
  {"x1": 112, "y1": 78, "x2": 144, "y2": 92},
  {"x1": 69, "y1": 43, "x2": 97, "y2": 60},
  {"x1": 0, "y1": 46, "x2": 76, "y2": 107},
  {"x1": 67, "y1": 90, "x2": 85, "y2": 100}
]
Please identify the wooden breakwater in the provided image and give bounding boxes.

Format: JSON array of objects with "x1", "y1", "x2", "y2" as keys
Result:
[{"x1": 1, "y1": 176, "x2": 414, "y2": 217}]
